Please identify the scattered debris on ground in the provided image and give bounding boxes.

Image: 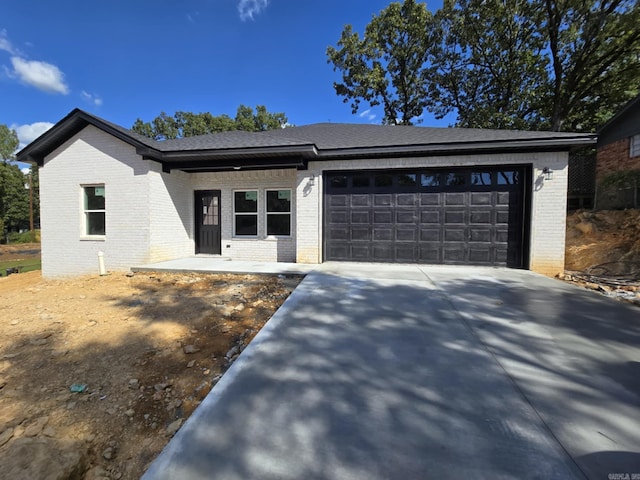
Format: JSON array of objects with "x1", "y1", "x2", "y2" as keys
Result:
[
  {"x1": 0, "y1": 268, "x2": 301, "y2": 479},
  {"x1": 564, "y1": 209, "x2": 640, "y2": 305}
]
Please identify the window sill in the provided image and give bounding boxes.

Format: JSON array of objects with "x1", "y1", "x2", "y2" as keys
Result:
[
  {"x1": 265, "y1": 235, "x2": 293, "y2": 240},
  {"x1": 80, "y1": 236, "x2": 106, "y2": 241}
]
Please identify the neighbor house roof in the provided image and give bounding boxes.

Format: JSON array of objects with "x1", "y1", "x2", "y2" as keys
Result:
[
  {"x1": 17, "y1": 108, "x2": 597, "y2": 172},
  {"x1": 597, "y1": 94, "x2": 640, "y2": 147}
]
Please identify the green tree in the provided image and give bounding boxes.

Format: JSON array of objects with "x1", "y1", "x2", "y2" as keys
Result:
[
  {"x1": 0, "y1": 124, "x2": 19, "y2": 161},
  {"x1": 0, "y1": 162, "x2": 29, "y2": 235},
  {"x1": 429, "y1": 0, "x2": 548, "y2": 129},
  {"x1": 132, "y1": 105, "x2": 288, "y2": 140},
  {"x1": 542, "y1": 0, "x2": 640, "y2": 131},
  {"x1": 327, "y1": 0, "x2": 640, "y2": 131},
  {"x1": 327, "y1": 0, "x2": 434, "y2": 125}
]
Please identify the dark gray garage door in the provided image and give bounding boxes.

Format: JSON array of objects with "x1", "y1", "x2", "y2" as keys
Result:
[{"x1": 324, "y1": 167, "x2": 529, "y2": 267}]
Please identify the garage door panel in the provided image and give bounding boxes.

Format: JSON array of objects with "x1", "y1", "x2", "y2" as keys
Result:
[
  {"x1": 470, "y1": 228, "x2": 491, "y2": 242},
  {"x1": 330, "y1": 195, "x2": 348, "y2": 207},
  {"x1": 420, "y1": 210, "x2": 440, "y2": 223},
  {"x1": 372, "y1": 244, "x2": 393, "y2": 261},
  {"x1": 444, "y1": 245, "x2": 466, "y2": 262},
  {"x1": 396, "y1": 245, "x2": 417, "y2": 262},
  {"x1": 351, "y1": 227, "x2": 370, "y2": 241},
  {"x1": 495, "y1": 229, "x2": 509, "y2": 243},
  {"x1": 445, "y1": 192, "x2": 465, "y2": 205},
  {"x1": 373, "y1": 228, "x2": 393, "y2": 241},
  {"x1": 470, "y1": 210, "x2": 492, "y2": 224},
  {"x1": 328, "y1": 227, "x2": 348, "y2": 241},
  {"x1": 351, "y1": 245, "x2": 371, "y2": 259},
  {"x1": 444, "y1": 210, "x2": 465, "y2": 224},
  {"x1": 329, "y1": 211, "x2": 348, "y2": 224},
  {"x1": 470, "y1": 192, "x2": 493, "y2": 205},
  {"x1": 421, "y1": 193, "x2": 441, "y2": 206},
  {"x1": 351, "y1": 195, "x2": 370, "y2": 207},
  {"x1": 396, "y1": 211, "x2": 416, "y2": 223},
  {"x1": 324, "y1": 168, "x2": 526, "y2": 267},
  {"x1": 420, "y1": 245, "x2": 441, "y2": 262},
  {"x1": 397, "y1": 194, "x2": 418, "y2": 206},
  {"x1": 496, "y1": 211, "x2": 510, "y2": 224},
  {"x1": 497, "y1": 192, "x2": 511, "y2": 205},
  {"x1": 469, "y1": 248, "x2": 492, "y2": 263},
  {"x1": 396, "y1": 228, "x2": 417, "y2": 242},
  {"x1": 374, "y1": 211, "x2": 393, "y2": 224},
  {"x1": 420, "y1": 228, "x2": 440, "y2": 242},
  {"x1": 444, "y1": 228, "x2": 466, "y2": 242},
  {"x1": 327, "y1": 244, "x2": 349, "y2": 260},
  {"x1": 374, "y1": 194, "x2": 392, "y2": 206},
  {"x1": 351, "y1": 211, "x2": 369, "y2": 224}
]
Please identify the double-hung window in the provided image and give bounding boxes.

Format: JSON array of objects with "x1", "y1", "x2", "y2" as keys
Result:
[
  {"x1": 83, "y1": 185, "x2": 106, "y2": 236},
  {"x1": 234, "y1": 190, "x2": 258, "y2": 236},
  {"x1": 266, "y1": 189, "x2": 291, "y2": 236},
  {"x1": 631, "y1": 134, "x2": 640, "y2": 158}
]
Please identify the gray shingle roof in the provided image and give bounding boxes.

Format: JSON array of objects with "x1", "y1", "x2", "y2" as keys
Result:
[
  {"x1": 17, "y1": 109, "x2": 597, "y2": 170},
  {"x1": 255, "y1": 122, "x2": 593, "y2": 150}
]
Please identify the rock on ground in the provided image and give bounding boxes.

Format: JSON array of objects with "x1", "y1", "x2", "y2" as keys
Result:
[{"x1": 0, "y1": 437, "x2": 88, "y2": 480}]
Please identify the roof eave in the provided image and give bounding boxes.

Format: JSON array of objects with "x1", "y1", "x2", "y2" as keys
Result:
[
  {"x1": 315, "y1": 136, "x2": 597, "y2": 159},
  {"x1": 17, "y1": 109, "x2": 161, "y2": 166}
]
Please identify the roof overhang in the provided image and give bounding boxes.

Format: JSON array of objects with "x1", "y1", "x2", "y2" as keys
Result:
[
  {"x1": 315, "y1": 135, "x2": 598, "y2": 159},
  {"x1": 139, "y1": 144, "x2": 316, "y2": 173},
  {"x1": 17, "y1": 108, "x2": 155, "y2": 166},
  {"x1": 16, "y1": 108, "x2": 597, "y2": 172}
]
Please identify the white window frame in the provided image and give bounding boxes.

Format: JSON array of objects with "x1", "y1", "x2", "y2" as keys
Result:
[
  {"x1": 81, "y1": 184, "x2": 106, "y2": 238},
  {"x1": 630, "y1": 134, "x2": 640, "y2": 158},
  {"x1": 265, "y1": 189, "x2": 292, "y2": 237},
  {"x1": 233, "y1": 189, "x2": 259, "y2": 237}
]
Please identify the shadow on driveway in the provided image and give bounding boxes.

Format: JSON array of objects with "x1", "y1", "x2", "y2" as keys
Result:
[{"x1": 144, "y1": 268, "x2": 585, "y2": 480}]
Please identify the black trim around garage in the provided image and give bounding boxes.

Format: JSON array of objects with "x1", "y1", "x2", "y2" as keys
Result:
[{"x1": 323, "y1": 166, "x2": 531, "y2": 268}]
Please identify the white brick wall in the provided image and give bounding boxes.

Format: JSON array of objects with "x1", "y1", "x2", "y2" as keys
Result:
[
  {"x1": 297, "y1": 152, "x2": 569, "y2": 276},
  {"x1": 191, "y1": 169, "x2": 297, "y2": 262},
  {"x1": 40, "y1": 126, "x2": 151, "y2": 277},
  {"x1": 148, "y1": 163, "x2": 193, "y2": 261},
  {"x1": 40, "y1": 126, "x2": 567, "y2": 277}
]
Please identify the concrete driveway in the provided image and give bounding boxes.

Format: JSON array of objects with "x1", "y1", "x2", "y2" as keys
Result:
[{"x1": 143, "y1": 264, "x2": 640, "y2": 480}]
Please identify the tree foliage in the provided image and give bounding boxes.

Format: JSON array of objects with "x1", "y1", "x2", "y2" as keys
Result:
[
  {"x1": 132, "y1": 105, "x2": 288, "y2": 140},
  {"x1": 0, "y1": 125, "x2": 38, "y2": 237},
  {"x1": 327, "y1": 0, "x2": 434, "y2": 125},
  {"x1": 327, "y1": 0, "x2": 640, "y2": 131},
  {"x1": 0, "y1": 125, "x2": 19, "y2": 161},
  {"x1": 0, "y1": 162, "x2": 31, "y2": 235}
]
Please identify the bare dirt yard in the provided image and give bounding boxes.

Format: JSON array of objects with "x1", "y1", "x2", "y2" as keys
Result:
[
  {"x1": 564, "y1": 209, "x2": 640, "y2": 304},
  {"x1": 0, "y1": 263, "x2": 301, "y2": 479}
]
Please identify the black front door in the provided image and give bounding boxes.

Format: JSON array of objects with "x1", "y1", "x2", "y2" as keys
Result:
[{"x1": 195, "y1": 190, "x2": 221, "y2": 254}]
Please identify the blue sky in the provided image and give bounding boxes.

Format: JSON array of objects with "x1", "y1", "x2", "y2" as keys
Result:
[{"x1": 1, "y1": 0, "x2": 448, "y2": 153}]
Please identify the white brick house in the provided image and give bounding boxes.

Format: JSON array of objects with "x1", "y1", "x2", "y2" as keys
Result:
[{"x1": 17, "y1": 109, "x2": 596, "y2": 278}]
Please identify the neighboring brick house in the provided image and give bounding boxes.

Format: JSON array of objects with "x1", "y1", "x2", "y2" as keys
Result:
[
  {"x1": 17, "y1": 109, "x2": 595, "y2": 278},
  {"x1": 596, "y1": 94, "x2": 640, "y2": 182}
]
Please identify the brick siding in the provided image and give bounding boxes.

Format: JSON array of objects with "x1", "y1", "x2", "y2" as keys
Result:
[
  {"x1": 596, "y1": 138, "x2": 638, "y2": 182},
  {"x1": 297, "y1": 152, "x2": 569, "y2": 277},
  {"x1": 42, "y1": 126, "x2": 569, "y2": 277}
]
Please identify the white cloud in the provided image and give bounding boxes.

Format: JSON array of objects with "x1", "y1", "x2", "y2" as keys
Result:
[
  {"x1": 359, "y1": 109, "x2": 376, "y2": 121},
  {"x1": 81, "y1": 90, "x2": 103, "y2": 106},
  {"x1": 0, "y1": 29, "x2": 17, "y2": 55},
  {"x1": 238, "y1": 0, "x2": 269, "y2": 21},
  {"x1": 10, "y1": 57, "x2": 69, "y2": 94},
  {"x1": 12, "y1": 122, "x2": 54, "y2": 149}
]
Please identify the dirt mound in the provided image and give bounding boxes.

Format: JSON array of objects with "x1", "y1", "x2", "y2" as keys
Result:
[
  {"x1": 565, "y1": 209, "x2": 640, "y2": 305},
  {"x1": 565, "y1": 209, "x2": 640, "y2": 272}
]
